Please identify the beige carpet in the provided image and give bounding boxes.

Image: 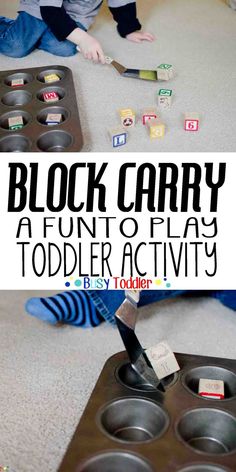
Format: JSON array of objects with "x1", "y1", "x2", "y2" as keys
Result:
[
  {"x1": 1, "y1": 290, "x2": 236, "y2": 471},
  {"x1": 0, "y1": 0, "x2": 236, "y2": 151}
]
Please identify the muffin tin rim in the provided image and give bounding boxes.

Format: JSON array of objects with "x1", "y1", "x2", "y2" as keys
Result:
[
  {"x1": 75, "y1": 448, "x2": 155, "y2": 472},
  {"x1": 176, "y1": 463, "x2": 232, "y2": 472}
]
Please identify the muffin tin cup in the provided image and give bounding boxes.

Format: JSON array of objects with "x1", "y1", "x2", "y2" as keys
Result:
[
  {"x1": 76, "y1": 451, "x2": 154, "y2": 472},
  {"x1": 0, "y1": 65, "x2": 83, "y2": 152},
  {"x1": 58, "y1": 351, "x2": 236, "y2": 472},
  {"x1": 37, "y1": 86, "x2": 66, "y2": 102},
  {"x1": 37, "y1": 68, "x2": 65, "y2": 83},
  {"x1": 36, "y1": 130, "x2": 73, "y2": 152},
  {"x1": 37, "y1": 106, "x2": 69, "y2": 126},
  {"x1": 0, "y1": 110, "x2": 32, "y2": 130},
  {"x1": 182, "y1": 366, "x2": 236, "y2": 401},
  {"x1": 1, "y1": 89, "x2": 32, "y2": 107},
  {"x1": 0, "y1": 135, "x2": 31, "y2": 152},
  {"x1": 176, "y1": 408, "x2": 236, "y2": 455},
  {"x1": 98, "y1": 397, "x2": 169, "y2": 443},
  {"x1": 4, "y1": 72, "x2": 33, "y2": 87},
  {"x1": 116, "y1": 361, "x2": 178, "y2": 392},
  {"x1": 178, "y1": 466, "x2": 230, "y2": 472}
]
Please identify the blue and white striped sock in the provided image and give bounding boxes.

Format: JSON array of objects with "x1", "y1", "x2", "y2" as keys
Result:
[{"x1": 25, "y1": 291, "x2": 104, "y2": 328}]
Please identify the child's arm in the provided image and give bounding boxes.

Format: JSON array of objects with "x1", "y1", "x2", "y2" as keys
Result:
[
  {"x1": 108, "y1": 1, "x2": 155, "y2": 42},
  {"x1": 67, "y1": 28, "x2": 105, "y2": 63},
  {"x1": 40, "y1": 5, "x2": 105, "y2": 63}
]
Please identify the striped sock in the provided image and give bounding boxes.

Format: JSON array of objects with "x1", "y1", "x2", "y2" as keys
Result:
[{"x1": 25, "y1": 291, "x2": 104, "y2": 328}]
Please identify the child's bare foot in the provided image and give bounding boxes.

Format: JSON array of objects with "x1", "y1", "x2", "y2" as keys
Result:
[{"x1": 126, "y1": 31, "x2": 156, "y2": 43}]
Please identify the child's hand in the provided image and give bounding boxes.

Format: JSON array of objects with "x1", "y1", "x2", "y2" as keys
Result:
[
  {"x1": 78, "y1": 32, "x2": 105, "y2": 63},
  {"x1": 126, "y1": 31, "x2": 156, "y2": 43},
  {"x1": 68, "y1": 29, "x2": 105, "y2": 63}
]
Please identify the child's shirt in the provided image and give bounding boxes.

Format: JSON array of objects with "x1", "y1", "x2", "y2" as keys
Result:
[{"x1": 19, "y1": 0, "x2": 140, "y2": 32}]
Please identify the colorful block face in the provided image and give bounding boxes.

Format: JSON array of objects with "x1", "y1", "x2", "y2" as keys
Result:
[
  {"x1": 157, "y1": 65, "x2": 174, "y2": 81},
  {"x1": 122, "y1": 116, "x2": 134, "y2": 127},
  {"x1": 11, "y1": 78, "x2": 24, "y2": 87},
  {"x1": 113, "y1": 132, "x2": 127, "y2": 147},
  {"x1": 158, "y1": 89, "x2": 172, "y2": 97},
  {"x1": 158, "y1": 64, "x2": 172, "y2": 70},
  {"x1": 184, "y1": 119, "x2": 199, "y2": 131},
  {"x1": 149, "y1": 122, "x2": 165, "y2": 139},
  {"x1": 142, "y1": 113, "x2": 157, "y2": 125},
  {"x1": 119, "y1": 109, "x2": 135, "y2": 127},
  {"x1": 198, "y1": 378, "x2": 224, "y2": 399},
  {"x1": 44, "y1": 73, "x2": 60, "y2": 83},
  {"x1": 158, "y1": 90, "x2": 172, "y2": 108},
  {"x1": 8, "y1": 116, "x2": 24, "y2": 130},
  {"x1": 43, "y1": 91, "x2": 59, "y2": 103},
  {"x1": 46, "y1": 113, "x2": 62, "y2": 126}
]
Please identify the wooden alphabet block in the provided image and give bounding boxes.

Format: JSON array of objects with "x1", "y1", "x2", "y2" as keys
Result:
[
  {"x1": 198, "y1": 378, "x2": 224, "y2": 399},
  {"x1": 108, "y1": 127, "x2": 127, "y2": 147},
  {"x1": 11, "y1": 78, "x2": 24, "y2": 87},
  {"x1": 44, "y1": 73, "x2": 60, "y2": 83},
  {"x1": 119, "y1": 108, "x2": 135, "y2": 127},
  {"x1": 158, "y1": 89, "x2": 172, "y2": 108},
  {"x1": 8, "y1": 115, "x2": 24, "y2": 130},
  {"x1": 142, "y1": 107, "x2": 158, "y2": 125},
  {"x1": 45, "y1": 113, "x2": 62, "y2": 126},
  {"x1": 184, "y1": 112, "x2": 199, "y2": 131},
  {"x1": 146, "y1": 341, "x2": 180, "y2": 379},
  {"x1": 157, "y1": 64, "x2": 174, "y2": 81},
  {"x1": 43, "y1": 91, "x2": 59, "y2": 103},
  {"x1": 147, "y1": 119, "x2": 165, "y2": 139}
]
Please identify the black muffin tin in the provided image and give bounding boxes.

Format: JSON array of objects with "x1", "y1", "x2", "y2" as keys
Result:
[
  {"x1": 0, "y1": 65, "x2": 83, "y2": 152},
  {"x1": 58, "y1": 350, "x2": 236, "y2": 472}
]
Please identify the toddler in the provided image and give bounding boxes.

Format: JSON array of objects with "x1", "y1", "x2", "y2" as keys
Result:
[{"x1": 0, "y1": 0, "x2": 155, "y2": 61}]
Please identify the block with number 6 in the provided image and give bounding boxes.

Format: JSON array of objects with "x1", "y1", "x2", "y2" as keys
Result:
[{"x1": 184, "y1": 112, "x2": 199, "y2": 131}]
